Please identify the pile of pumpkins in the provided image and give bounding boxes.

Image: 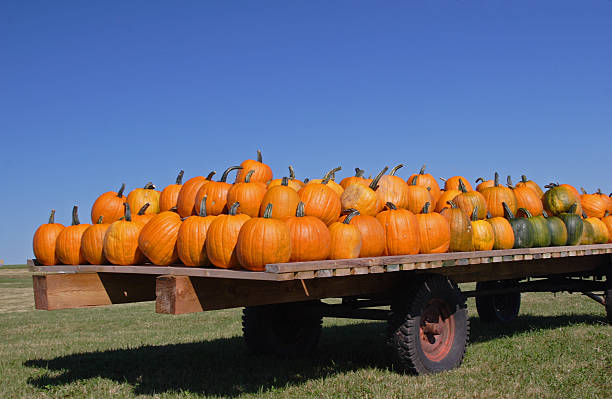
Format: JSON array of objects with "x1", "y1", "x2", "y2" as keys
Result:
[{"x1": 33, "y1": 151, "x2": 612, "y2": 272}]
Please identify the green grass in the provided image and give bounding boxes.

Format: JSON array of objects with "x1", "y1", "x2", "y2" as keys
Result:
[
  {"x1": 0, "y1": 270, "x2": 610, "y2": 398},
  {"x1": 0, "y1": 264, "x2": 29, "y2": 269}
]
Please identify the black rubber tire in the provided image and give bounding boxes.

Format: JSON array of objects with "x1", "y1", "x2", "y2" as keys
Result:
[
  {"x1": 388, "y1": 275, "x2": 469, "y2": 375},
  {"x1": 475, "y1": 280, "x2": 521, "y2": 323},
  {"x1": 242, "y1": 302, "x2": 322, "y2": 357}
]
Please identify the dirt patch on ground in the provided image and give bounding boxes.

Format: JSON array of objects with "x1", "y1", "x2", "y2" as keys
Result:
[{"x1": 0, "y1": 288, "x2": 34, "y2": 313}]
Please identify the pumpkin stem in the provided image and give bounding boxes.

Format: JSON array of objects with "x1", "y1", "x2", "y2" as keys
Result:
[
  {"x1": 257, "y1": 150, "x2": 263, "y2": 163},
  {"x1": 71, "y1": 206, "x2": 80, "y2": 225},
  {"x1": 303, "y1": 178, "x2": 310, "y2": 184},
  {"x1": 369, "y1": 166, "x2": 389, "y2": 190},
  {"x1": 288, "y1": 166, "x2": 296, "y2": 180},
  {"x1": 386, "y1": 202, "x2": 397, "y2": 210},
  {"x1": 117, "y1": 183, "x2": 126, "y2": 197},
  {"x1": 494, "y1": 172, "x2": 499, "y2": 187},
  {"x1": 458, "y1": 178, "x2": 468, "y2": 193},
  {"x1": 263, "y1": 203, "x2": 273, "y2": 218},
  {"x1": 97, "y1": 215, "x2": 104, "y2": 224},
  {"x1": 567, "y1": 203, "x2": 578, "y2": 214},
  {"x1": 220, "y1": 166, "x2": 242, "y2": 182},
  {"x1": 507, "y1": 176, "x2": 514, "y2": 189},
  {"x1": 544, "y1": 182, "x2": 560, "y2": 189},
  {"x1": 123, "y1": 203, "x2": 132, "y2": 222},
  {"x1": 323, "y1": 166, "x2": 342, "y2": 180},
  {"x1": 502, "y1": 202, "x2": 514, "y2": 219},
  {"x1": 198, "y1": 195, "x2": 208, "y2": 217},
  {"x1": 471, "y1": 206, "x2": 479, "y2": 221},
  {"x1": 206, "y1": 171, "x2": 216, "y2": 180},
  {"x1": 169, "y1": 206, "x2": 178, "y2": 213},
  {"x1": 486, "y1": 210, "x2": 492, "y2": 219},
  {"x1": 475, "y1": 177, "x2": 485, "y2": 183},
  {"x1": 228, "y1": 202, "x2": 240, "y2": 216},
  {"x1": 421, "y1": 202, "x2": 430, "y2": 214},
  {"x1": 604, "y1": 210, "x2": 609, "y2": 217},
  {"x1": 419, "y1": 164, "x2": 426, "y2": 175},
  {"x1": 354, "y1": 168, "x2": 364, "y2": 177},
  {"x1": 245, "y1": 170, "x2": 255, "y2": 183},
  {"x1": 542, "y1": 210, "x2": 548, "y2": 218},
  {"x1": 341, "y1": 208, "x2": 358, "y2": 214},
  {"x1": 446, "y1": 200, "x2": 458, "y2": 209},
  {"x1": 409, "y1": 175, "x2": 418, "y2": 186},
  {"x1": 281, "y1": 177, "x2": 289, "y2": 186},
  {"x1": 580, "y1": 187, "x2": 587, "y2": 194},
  {"x1": 296, "y1": 202, "x2": 305, "y2": 217},
  {"x1": 48, "y1": 210, "x2": 56, "y2": 224},
  {"x1": 582, "y1": 210, "x2": 588, "y2": 219},
  {"x1": 343, "y1": 209, "x2": 360, "y2": 224},
  {"x1": 389, "y1": 164, "x2": 403, "y2": 176},
  {"x1": 521, "y1": 175, "x2": 528, "y2": 183},
  {"x1": 439, "y1": 177, "x2": 447, "y2": 182},
  {"x1": 596, "y1": 188, "x2": 603, "y2": 195},
  {"x1": 517, "y1": 208, "x2": 533, "y2": 218},
  {"x1": 144, "y1": 182, "x2": 156, "y2": 189},
  {"x1": 137, "y1": 203, "x2": 150, "y2": 215},
  {"x1": 175, "y1": 170, "x2": 184, "y2": 185}
]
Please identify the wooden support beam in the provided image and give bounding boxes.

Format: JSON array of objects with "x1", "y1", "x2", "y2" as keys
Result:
[{"x1": 32, "y1": 273, "x2": 156, "y2": 310}]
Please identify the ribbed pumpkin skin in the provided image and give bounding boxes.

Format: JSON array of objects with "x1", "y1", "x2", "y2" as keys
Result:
[
  {"x1": 514, "y1": 186, "x2": 543, "y2": 216},
  {"x1": 546, "y1": 216, "x2": 568, "y2": 246},
  {"x1": 580, "y1": 220, "x2": 594, "y2": 245},
  {"x1": 91, "y1": 185, "x2": 126, "y2": 224},
  {"x1": 481, "y1": 186, "x2": 517, "y2": 218},
  {"x1": 176, "y1": 214, "x2": 217, "y2": 266},
  {"x1": 205, "y1": 213, "x2": 251, "y2": 268},
  {"x1": 558, "y1": 212, "x2": 584, "y2": 245},
  {"x1": 268, "y1": 178, "x2": 303, "y2": 191},
  {"x1": 584, "y1": 217, "x2": 609, "y2": 244},
  {"x1": 475, "y1": 178, "x2": 494, "y2": 192},
  {"x1": 341, "y1": 184, "x2": 382, "y2": 216},
  {"x1": 56, "y1": 224, "x2": 90, "y2": 265},
  {"x1": 602, "y1": 215, "x2": 612, "y2": 243},
  {"x1": 328, "y1": 221, "x2": 362, "y2": 260},
  {"x1": 471, "y1": 220, "x2": 494, "y2": 251},
  {"x1": 487, "y1": 217, "x2": 515, "y2": 250},
  {"x1": 133, "y1": 212, "x2": 154, "y2": 226},
  {"x1": 455, "y1": 190, "x2": 488, "y2": 220},
  {"x1": 340, "y1": 175, "x2": 369, "y2": 190},
  {"x1": 581, "y1": 193, "x2": 607, "y2": 218},
  {"x1": 543, "y1": 185, "x2": 579, "y2": 216},
  {"x1": 526, "y1": 214, "x2": 551, "y2": 247},
  {"x1": 285, "y1": 214, "x2": 331, "y2": 261},
  {"x1": 408, "y1": 166, "x2": 441, "y2": 204},
  {"x1": 138, "y1": 211, "x2": 182, "y2": 265},
  {"x1": 308, "y1": 179, "x2": 344, "y2": 197},
  {"x1": 159, "y1": 184, "x2": 181, "y2": 212},
  {"x1": 376, "y1": 175, "x2": 409, "y2": 210},
  {"x1": 81, "y1": 223, "x2": 110, "y2": 264},
  {"x1": 405, "y1": 184, "x2": 433, "y2": 215},
  {"x1": 338, "y1": 214, "x2": 386, "y2": 257},
  {"x1": 127, "y1": 187, "x2": 160, "y2": 215},
  {"x1": 235, "y1": 156, "x2": 273, "y2": 184},
  {"x1": 176, "y1": 176, "x2": 209, "y2": 217},
  {"x1": 507, "y1": 214, "x2": 535, "y2": 249},
  {"x1": 227, "y1": 181, "x2": 267, "y2": 218},
  {"x1": 435, "y1": 190, "x2": 460, "y2": 212},
  {"x1": 33, "y1": 213, "x2": 65, "y2": 266},
  {"x1": 196, "y1": 181, "x2": 233, "y2": 216},
  {"x1": 260, "y1": 184, "x2": 301, "y2": 219},
  {"x1": 444, "y1": 176, "x2": 473, "y2": 192},
  {"x1": 515, "y1": 176, "x2": 544, "y2": 198},
  {"x1": 236, "y1": 218, "x2": 291, "y2": 271},
  {"x1": 104, "y1": 220, "x2": 147, "y2": 265},
  {"x1": 298, "y1": 184, "x2": 341, "y2": 226},
  {"x1": 440, "y1": 206, "x2": 473, "y2": 252},
  {"x1": 416, "y1": 212, "x2": 450, "y2": 254},
  {"x1": 376, "y1": 207, "x2": 420, "y2": 255}
]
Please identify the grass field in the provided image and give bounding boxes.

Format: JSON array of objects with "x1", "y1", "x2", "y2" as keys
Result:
[{"x1": 0, "y1": 266, "x2": 610, "y2": 399}]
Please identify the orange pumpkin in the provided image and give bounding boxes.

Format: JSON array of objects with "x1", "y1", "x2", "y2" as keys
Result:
[
  {"x1": 176, "y1": 195, "x2": 217, "y2": 266},
  {"x1": 103, "y1": 203, "x2": 147, "y2": 265},
  {"x1": 55, "y1": 206, "x2": 90, "y2": 265},
  {"x1": 441, "y1": 176, "x2": 473, "y2": 192},
  {"x1": 508, "y1": 176, "x2": 543, "y2": 216},
  {"x1": 176, "y1": 171, "x2": 216, "y2": 218},
  {"x1": 338, "y1": 209, "x2": 386, "y2": 257},
  {"x1": 595, "y1": 189, "x2": 612, "y2": 213},
  {"x1": 33, "y1": 210, "x2": 65, "y2": 265},
  {"x1": 205, "y1": 202, "x2": 251, "y2": 268},
  {"x1": 132, "y1": 203, "x2": 155, "y2": 226},
  {"x1": 435, "y1": 189, "x2": 461, "y2": 212},
  {"x1": 515, "y1": 175, "x2": 544, "y2": 198},
  {"x1": 138, "y1": 210, "x2": 182, "y2": 265},
  {"x1": 440, "y1": 201, "x2": 473, "y2": 252},
  {"x1": 159, "y1": 170, "x2": 184, "y2": 212},
  {"x1": 235, "y1": 150, "x2": 273, "y2": 184},
  {"x1": 376, "y1": 164, "x2": 409, "y2": 210},
  {"x1": 340, "y1": 168, "x2": 369, "y2": 189},
  {"x1": 416, "y1": 202, "x2": 450, "y2": 254},
  {"x1": 480, "y1": 172, "x2": 517, "y2": 218},
  {"x1": 127, "y1": 182, "x2": 160, "y2": 215},
  {"x1": 227, "y1": 170, "x2": 267, "y2": 218},
  {"x1": 267, "y1": 166, "x2": 304, "y2": 191},
  {"x1": 471, "y1": 207, "x2": 494, "y2": 251},
  {"x1": 91, "y1": 183, "x2": 126, "y2": 224},
  {"x1": 340, "y1": 166, "x2": 388, "y2": 216},
  {"x1": 454, "y1": 178, "x2": 488, "y2": 220},
  {"x1": 408, "y1": 164, "x2": 441, "y2": 204},
  {"x1": 195, "y1": 166, "x2": 242, "y2": 216},
  {"x1": 487, "y1": 212, "x2": 515, "y2": 250},
  {"x1": 307, "y1": 167, "x2": 344, "y2": 197},
  {"x1": 405, "y1": 175, "x2": 433, "y2": 214},
  {"x1": 260, "y1": 177, "x2": 301, "y2": 219},
  {"x1": 285, "y1": 202, "x2": 332, "y2": 261},
  {"x1": 376, "y1": 202, "x2": 420, "y2": 255},
  {"x1": 583, "y1": 215, "x2": 609, "y2": 244},
  {"x1": 328, "y1": 210, "x2": 362, "y2": 259},
  {"x1": 298, "y1": 177, "x2": 342, "y2": 225},
  {"x1": 81, "y1": 216, "x2": 110, "y2": 265},
  {"x1": 601, "y1": 211, "x2": 612, "y2": 243},
  {"x1": 580, "y1": 188, "x2": 607, "y2": 218},
  {"x1": 475, "y1": 177, "x2": 494, "y2": 192}
]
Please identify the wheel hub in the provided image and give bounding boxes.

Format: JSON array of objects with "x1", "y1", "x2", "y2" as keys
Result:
[{"x1": 419, "y1": 299, "x2": 455, "y2": 362}]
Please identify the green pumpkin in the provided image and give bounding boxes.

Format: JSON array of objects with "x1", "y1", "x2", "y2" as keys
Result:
[
  {"x1": 558, "y1": 204, "x2": 584, "y2": 245},
  {"x1": 503, "y1": 203, "x2": 535, "y2": 248},
  {"x1": 518, "y1": 208, "x2": 551, "y2": 247},
  {"x1": 543, "y1": 211, "x2": 568, "y2": 246},
  {"x1": 580, "y1": 219, "x2": 594, "y2": 245},
  {"x1": 542, "y1": 183, "x2": 578, "y2": 215}
]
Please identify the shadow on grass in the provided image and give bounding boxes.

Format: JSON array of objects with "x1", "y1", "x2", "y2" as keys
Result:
[{"x1": 24, "y1": 313, "x2": 606, "y2": 396}]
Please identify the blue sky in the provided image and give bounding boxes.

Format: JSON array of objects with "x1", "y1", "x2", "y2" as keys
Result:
[{"x1": 1, "y1": 1, "x2": 611, "y2": 264}]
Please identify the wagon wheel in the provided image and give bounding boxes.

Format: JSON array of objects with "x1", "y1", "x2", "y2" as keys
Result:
[
  {"x1": 475, "y1": 280, "x2": 521, "y2": 323},
  {"x1": 242, "y1": 301, "x2": 322, "y2": 357},
  {"x1": 388, "y1": 275, "x2": 469, "y2": 374}
]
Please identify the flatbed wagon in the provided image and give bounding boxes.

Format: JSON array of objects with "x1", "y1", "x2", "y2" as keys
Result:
[{"x1": 29, "y1": 243, "x2": 612, "y2": 374}]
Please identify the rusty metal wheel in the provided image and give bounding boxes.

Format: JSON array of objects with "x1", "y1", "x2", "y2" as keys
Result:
[{"x1": 388, "y1": 275, "x2": 469, "y2": 374}]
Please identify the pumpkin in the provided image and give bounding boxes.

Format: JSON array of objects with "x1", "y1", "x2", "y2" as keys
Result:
[
  {"x1": 454, "y1": 178, "x2": 488, "y2": 219},
  {"x1": 557, "y1": 204, "x2": 584, "y2": 245},
  {"x1": 195, "y1": 166, "x2": 242, "y2": 216},
  {"x1": 340, "y1": 166, "x2": 388, "y2": 216},
  {"x1": 516, "y1": 208, "x2": 551, "y2": 247},
  {"x1": 260, "y1": 177, "x2": 301, "y2": 219},
  {"x1": 440, "y1": 200, "x2": 473, "y2": 252},
  {"x1": 508, "y1": 176, "x2": 543, "y2": 216},
  {"x1": 103, "y1": 203, "x2": 147, "y2": 265},
  {"x1": 159, "y1": 170, "x2": 184, "y2": 212},
  {"x1": 226, "y1": 170, "x2": 267, "y2": 218},
  {"x1": 338, "y1": 209, "x2": 386, "y2": 257},
  {"x1": 405, "y1": 175, "x2": 434, "y2": 214},
  {"x1": 542, "y1": 183, "x2": 580, "y2": 216},
  {"x1": 127, "y1": 182, "x2": 160, "y2": 215},
  {"x1": 441, "y1": 176, "x2": 473, "y2": 192},
  {"x1": 298, "y1": 177, "x2": 342, "y2": 225},
  {"x1": 376, "y1": 202, "x2": 420, "y2": 255},
  {"x1": 582, "y1": 212, "x2": 609, "y2": 244},
  {"x1": 176, "y1": 171, "x2": 216, "y2": 217},
  {"x1": 138, "y1": 210, "x2": 181, "y2": 265},
  {"x1": 307, "y1": 167, "x2": 344, "y2": 197},
  {"x1": 416, "y1": 202, "x2": 450, "y2": 254},
  {"x1": 542, "y1": 211, "x2": 568, "y2": 246},
  {"x1": 480, "y1": 172, "x2": 517, "y2": 218},
  {"x1": 267, "y1": 166, "x2": 304, "y2": 191},
  {"x1": 502, "y1": 203, "x2": 535, "y2": 249},
  {"x1": 235, "y1": 150, "x2": 273, "y2": 184},
  {"x1": 486, "y1": 211, "x2": 515, "y2": 250},
  {"x1": 340, "y1": 168, "x2": 369, "y2": 189},
  {"x1": 176, "y1": 195, "x2": 217, "y2": 266},
  {"x1": 470, "y1": 207, "x2": 494, "y2": 251},
  {"x1": 515, "y1": 175, "x2": 544, "y2": 198},
  {"x1": 601, "y1": 211, "x2": 612, "y2": 243},
  {"x1": 81, "y1": 216, "x2": 110, "y2": 264},
  {"x1": 205, "y1": 202, "x2": 251, "y2": 268},
  {"x1": 475, "y1": 177, "x2": 494, "y2": 192},
  {"x1": 55, "y1": 206, "x2": 90, "y2": 265},
  {"x1": 408, "y1": 164, "x2": 441, "y2": 204},
  {"x1": 328, "y1": 209, "x2": 362, "y2": 259},
  {"x1": 435, "y1": 189, "x2": 461, "y2": 212},
  {"x1": 595, "y1": 189, "x2": 612, "y2": 213},
  {"x1": 132, "y1": 203, "x2": 155, "y2": 225},
  {"x1": 236, "y1": 203, "x2": 292, "y2": 270},
  {"x1": 91, "y1": 183, "x2": 126, "y2": 224},
  {"x1": 33, "y1": 210, "x2": 65, "y2": 265},
  {"x1": 376, "y1": 164, "x2": 410, "y2": 210},
  {"x1": 579, "y1": 214, "x2": 595, "y2": 245},
  {"x1": 285, "y1": 202, "x2": 332, "y2": 261},
  {"x1": 580, "y1": 188, "x2": 607, "y2": 218}
]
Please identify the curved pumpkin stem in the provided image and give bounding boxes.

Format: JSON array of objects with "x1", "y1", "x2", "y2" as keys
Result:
[
  {"x1": 257, "y1": 150, "x2": 263, "y2": 163},
  {"x1": 137, "y1": 203, "x2": 150, "y2": 215},
  {"x1": 228, "y1": 202, "x2": 240, "y2": 216},
  {"x1": 281, "y1": 177, "x2": 289, "y2": 186},
  {"x1": 544, "y1": 182, "x2": 560, "y2": 189},
  {"x1": 206, "y1": 171, "x2": 216, "y2": 180},
  {"x1": 220, "y1": 166, "x2": 242, "y2": 182},
  {"x1": 446, "y1": 200, "x2": 458, "y2": 209},
  {"x1": 409, "y1": 175, "x2": 418, "y2": 186},
  {"x1": 288, "y1": 166, "x2": 296, "y2": 180},
  {"x1": 343, "y1": 209, "x2": 360, "y2": 224},
  {"x1": 458, "y1": 178, "x2": 468, "y2": 193},
  {"x1": 567, "y1": 203, "x2": 578, "y2": 214},
  {"x1": 517, "y1": 208, "x2": 533, "y2": 218},
  {"x1": 475, "y1": 177, "x2": 485, "y2": 183},
  {"x1": 198, "y1": 195, "x2": 208, "y2": 217},
  {"x1": 117, "y1": 183, "x2": 126, "y2": 197},
  {"x1": 123, "y1": 203, "x2": 132, "y2": 222},
  {"x1": 502, "y1": 202, "x2": 514, "y2": 219},
  {"x1": 71, "y1": 206, "x2": 80, "y2": 225},
  {"x1": 144, "y1": 182, "x2": 156, "y2": 190},
  {"x1": 580, "y1": 187, "x2": 587, "y2": 195},
  {"x1": 354, "y1": 168, "x2": 365, "y2": 178},
  {"x1": 419, "y1": 164, "x2": 426, "y2": 175},
  {"x1": 176, "y1": 170, "x2": 184, "y2": 185},
  {"x1": 96, "y1": 215, "x2": 104, "y2": 224},
  {"x1": 296, "y1": 202, "x2": 306, "y2": 217},
  {"x1": 245, "y1": 170, "x2": 255, "y2": 183},
  {"x1": 507, "y1": 176, "x2": 514, "y2": 189},
  {"x1": 323, "y1": 166, "x2": 342, "y2": 180},
  {"x1": 386, "y1": 202, "x2": 397, "y2": 210},
  {"x1": 263, "y1": 203, "x2": 273, "y2": 218},
  {"x1": 421, "y1": 202, "x2": 430, "y2": 214},
  {"x1": 389, "y1": 164, "x2": 403, "y2": 176},
  {"x1": 369, "y1": 166, "x2": 389, "y2": 190},
  {"x1": 471, "y1": 207, "x2": 479, "y2": 221},
  {"x1": 493, "y1": 172, "x2": 500, "y2": 187},
  {"x1": 48, "y1": 210, "x2": 56, "y2": 224}
]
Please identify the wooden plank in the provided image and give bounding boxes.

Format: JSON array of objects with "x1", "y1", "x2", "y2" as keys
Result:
[
  {"x1": 401, "y1": 263, "x2": 416, "y2": 271},
  {"x1": 334, "y1": 268, "x2": 351, "y2": 277},
  {"x1": 33, "y1": 273, "x2": 156, "y2": 310},
  {"x1": 315, "y1": 269, "x2": 333, "y2": 278},
  {"x1": 369, "y1": 266, "x2": 385, "y2": 274},
  {"x1": 386, "y1": 264, "x2": 400, "y2": 272},
  {"x1": 352, "y1": 267, "x2": 369, "y2": 275}
]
